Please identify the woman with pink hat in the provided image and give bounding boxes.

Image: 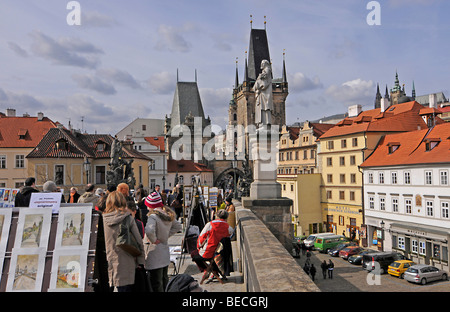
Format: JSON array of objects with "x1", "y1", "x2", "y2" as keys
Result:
[{"x1": 144, "y1": 191, "x2": 182, "y2": 292}]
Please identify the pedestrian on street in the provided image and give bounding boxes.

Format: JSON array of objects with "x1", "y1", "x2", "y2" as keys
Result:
[
  {"x1": 321, "y1": 260, "x2": 328, "y2": 279},
  {"x1": 102, "y1": 191, "x2": 145, "y2": 292},
  {"x1": 310, "y1": 264, "x2": 316, "y2": 281},
  {"x1": 303, "y1": 263, "x2": 310, "y2": 275},
  {"x1": 328, "y1": 259, "x2": 334, "y2": 279},
  {"x1": 14, "y1": 177, "x2": 40, "y2": 207},
  {"x1": 144, "y1": 191, "x2": 182, "y2": 292}
]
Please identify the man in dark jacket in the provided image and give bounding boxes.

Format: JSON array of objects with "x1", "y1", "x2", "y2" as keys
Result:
[{"x1": 14, "y1": 177, "x2": 40, "y2": 207}]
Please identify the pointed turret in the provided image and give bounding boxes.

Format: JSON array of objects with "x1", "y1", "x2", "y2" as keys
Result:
[
  {"x1": 374, "y1": 83, "x2": 382, "y2": 109},
  {"x1": 234, "y1": 57, "x2": 239, "y2": 89},
  {"x1": 282, "y1": 50, "x2": 287, "y2": 84},
  {"x1": 412, "y1": 80, "x2": 416, "y2": 99}
]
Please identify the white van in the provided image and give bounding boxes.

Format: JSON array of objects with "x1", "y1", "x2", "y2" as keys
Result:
[{"x1": 303, "y1": 232, "x2": 335, "y2": 249}]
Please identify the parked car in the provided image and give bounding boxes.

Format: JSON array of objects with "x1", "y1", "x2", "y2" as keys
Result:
[
  {"x1": 404, "y1": 264, "x2": 448, "y2": 285},
  {"x1": 362, "y1": 252, "x2": 407, "y2": 274},
  {"x1": 314, "y1": 235, "x2": 348, "y2": 253},
  {"x1": 348, "y1": 249, "x2": 378, "y2": 265},
  {"x1": 303, "y1": 233, "x2": 335, "y2": 249},
  {"x1": 328, "y1": 242, "x2": 358, "y2": 257},
  {"x1": 388, "y1": 260, "x2": 415, "y2": 279},
  {"x1": 339, "y1": 246, "x2": 364, "y2": 260}
]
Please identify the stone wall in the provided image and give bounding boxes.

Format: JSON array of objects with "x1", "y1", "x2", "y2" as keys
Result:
[{"x1": 235, "y1": 202, "x2": 320, "y2": 292}]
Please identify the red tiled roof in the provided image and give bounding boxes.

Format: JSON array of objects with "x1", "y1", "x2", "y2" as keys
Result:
[
  {"x1": 318, "y1": 101, "x2": 443, "y2": 140},
  {"x1": 0, "y1": 116, "x2": 57, "y2": 148},
  {"x1": 144, "y1": 136, "x2": 165, "y2": 152},
  {"x1": 439, "y1": 106, "x2": 450, "y2": 113},
  {"x1": 167, "y1": 159, "x2": 213, "y2": 173},
  {"x1": 360, "y1": 122, "x2": 450, "y2": 168},
  {"x1": 27, "y1": 128, "x2": 151, "y2": 161}
]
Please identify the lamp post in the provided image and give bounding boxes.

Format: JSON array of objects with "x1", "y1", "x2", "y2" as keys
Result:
[
  {"x1": 83, "y1": 157, "x2": 90, "y2": 184},
  {"x1": 380, "y1": 220, "x2": 385, "y2": 251}
]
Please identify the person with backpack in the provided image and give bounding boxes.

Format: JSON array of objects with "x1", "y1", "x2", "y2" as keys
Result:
[
  {"x1": 14, "y1": 177, "x2": 39, "y2": 207},
  {"x1": 321, "y1": 260, "x2": 328, "y2": 279},
  {"x1": 310, "y1": 264, "x2": 317, "y2": 281}
]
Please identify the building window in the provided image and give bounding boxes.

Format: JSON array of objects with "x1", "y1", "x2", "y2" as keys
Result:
[
  {"x1": 55, "y1": 165, "x2": 64, "y2": 185},
  {"x1": 368, "y1": 172, "x2": 373, "y2": 184},
  {"x1": 327, "y1": 191, "x2": 332, "y2": 199},
  {"x1": 442, "y1": 202, "x2": 449, "y2": 219},
  {"x1": 339, "y1": 157, "x2": 345, "y2": 166},
  {"x1": 310, "y1": 150, "x2": 315, "y2": 159},
  {"x1": 339, "y1": 191, "x2": 345, "y2": 200},
  {"x1": 391, "y1": 172, "x2": 397, "y2": 184},
  {"x1": 412, "y1": 240, "x2": 418, "y2": 253},
  {"x1": 341, "y1": 139, "x2": 347, "y2": 148},
  {"x1": 303, "y1": 150, "x2": 307, "y2": 160},
  {"x1": 440, "y1": 170, "x2": 448, "y2": 185},
  {"x1": 398, "y1": 237, "x2": 405, "y2": 250},
  {"x1": 327, "y1": 157, "x2": 333, "y2": 167},
  {"x1": 339, "y1": 216, "x2": 344, "y2": 226},
  {"x1": 340, "y1": 174, "x2": 346, "y2": 184},
  {"x1": 404, "y1": 171, "x2": 411, "y2": 184},
  {"x1": 425, "y1": 171, "x2": 432, "y2": 185},
  {"x1": 295, "y1": 151, "x2": 299, "y2": 160},
  {"x1": 150, "y1": 179, "x2": 156, "y2": 190},
  {"x1": 142, "y1": 124, "x2": 147, "y2": 131},
  {"x1": 392, "y1": 198, "x2": 399, "y2": 212},
  {"x1": 290, "y1": 184, "x2": 294, "y2": 192},
  {"x1": 433, "y1": 244, "x2": 441, "y2": 259},
  {"x1": 327, "y1": 141, "x2": 334, "y2": 150},
  {"x1": 379, "y1": 172, "x2": 384, "y2": 184},
  {"x1": 405, "y1": 199, "x2": 412, "y2": 214},
  {"x1": 426, "y1": 200, "x2": 434, "y2": 216},
  {"x1": 15, "y1": 155, "x2": 25, "y2": 168},
  {"x1": 350, "y1": 191, "x2": 355, "y2": 201},
  {"x1": 419, "y1": 241, "x2": 426, "y2": 255},
  {"x1": 350, "y1": 155, "x2": 356, "y2": 165},
  {"x1": 0, "y1": 155, "x2": 6, "y2": 169},
  {"x1": 350, "y1": 174, "x2": 356, "y2": 184},
  {"x1": 179, "y1": 175, "x2": 184, "y2": 184},
  {"x1": 369, "y1": 196, "x2": 374, "y2": 209},
  {"x1": 327, "y1": 174, "x2": 333, "y2": 183},
  {"x1": 352, "y1": 138, "x2": 358, "y2": 147},
  {"x1": 150, "y1": 160, "x2": 156, "y2": 170},
  {"x1": 380, "y1": 197, "x2": 385, "y2": 210},
  {"x1": 96, "y1": 166, "x2": 106, "y2": 184}
]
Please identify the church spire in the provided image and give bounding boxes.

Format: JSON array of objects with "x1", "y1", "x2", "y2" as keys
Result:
[
  {"x1": 234, "y1": 57, "x2": 239, "y2": 89},
  {"x1": 374, "y1": 83, "x2": 382, "y2": 109},
  {"x1": 282, "y1": 49, "x2": 287, "y2": 84},
  {"x1": 412, "y1": 80, "x2": 416, "y2": 99},
  {"x1": 244, "y1": 51, "x2": 249, "y2": 85}
]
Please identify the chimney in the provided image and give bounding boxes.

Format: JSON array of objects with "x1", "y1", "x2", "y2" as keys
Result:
[
  {"x1": 348, "y1": 104, "x2": 362, "y2": 118},
  {"x1": 37, "y1": 112, "x2": 44, "y2": 121},
  {"x1": 6, "y1": 108, "x2": 16, "y2": 117},
  {"x1": 380, "y1": 97, "x2": 388, "y2": 113},
  {"x1": 429, "y1": 93, "x2": 437, "y2": 108}
]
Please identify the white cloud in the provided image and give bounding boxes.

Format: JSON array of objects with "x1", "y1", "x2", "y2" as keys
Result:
[
  {"x1": 29, "y1": 31, "x2": 103, "y2": 69},
  {"x1": 96, "y1": 68, "x2": 142, "y2": 89},
  {"x1": 289, "y1": 72, "x2": 323, "y2": 92},
  {"x1": 82, "y1": 11, "x2": 119, "y2": 28},
  {"x1": 72, "y1": 74, "x2": 117, "y2": 95},
  {"x1": 326, "y1": 78, "x2": 374, "y2": 105},
  {"x1": 154, "y1": 24, "x2": 194, "y2": 53},
  {"x1": 148, "y1": 71, "x2": 176, "y2": 94},
  {"x1": 7, "y1": 42, "x2": 28, "y2": 58}
]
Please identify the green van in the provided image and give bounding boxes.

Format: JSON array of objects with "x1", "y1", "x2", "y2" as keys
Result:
[{"x1": 314, "y1": 235, "x2": 349, "y2": 253}]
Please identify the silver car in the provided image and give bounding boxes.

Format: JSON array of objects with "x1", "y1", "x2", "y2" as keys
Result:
[{"x1": 404, "y1": 264, "x2": 448, "y2": 285}]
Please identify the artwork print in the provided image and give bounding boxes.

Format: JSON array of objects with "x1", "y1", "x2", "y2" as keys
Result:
[
  {"x1": 0, "y1": 208, "x2": 13, "y2": 252},
  {"x1": 54, "y1": 206, "x2": 92, "y2": 250},
  {"x1": 6, "y1": 248, "x2": 46, "y2": 292},
  {"x1": 14, "y1": 208, "x2": 52, "y2": 250},
  {"x1": 48, "y1": 250, "x2": 87, "y2": 292},
  {"x1": 21, "y1": 214, "x2": 44, "y2": 248},
  {"x1": 61, "y1": 213, "x2": 85, "y2": 246}
]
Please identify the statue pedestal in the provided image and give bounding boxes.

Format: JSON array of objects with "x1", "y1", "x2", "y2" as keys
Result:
[{"x1": 249, "y1": 127, "x2": 281, "y2": 199}]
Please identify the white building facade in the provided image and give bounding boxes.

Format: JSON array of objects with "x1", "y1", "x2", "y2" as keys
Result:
[{"x1": 361, "y1": 123, "x2": 450, "y2": 273}]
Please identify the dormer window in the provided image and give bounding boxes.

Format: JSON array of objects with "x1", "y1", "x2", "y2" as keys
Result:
[
  {"x1": 387, "y1": 142, "x2": 400, "y2": 154},
  {"x1": 18, "y1": 129, "x2": 28, "y2": 140},
  {"x1": 97, "y1": 143, "x2": 105, "y2": 152},
  {"x1": 424, "y1": 138, "x2": 440, "y2": 151},
  {"x1": 56, "y1": 139, "x2": 67, "y2": 150}
]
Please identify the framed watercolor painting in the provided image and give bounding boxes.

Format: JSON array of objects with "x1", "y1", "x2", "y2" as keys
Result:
[
  {"x1": 5, "y1": 248, "x2": 46, "y2": 292},
  {"x1": 13, "y1": 208, "x2": 52, "y2": 249},
  {"x1": 48, "y1": 249, "x2": 88, "y2": 292},
  {"x1": 0, "y1": 208, "x2": 12, "y2": 253},
  {"x1": 54, "y1": 205, "x2": 92, "y2": 250}
]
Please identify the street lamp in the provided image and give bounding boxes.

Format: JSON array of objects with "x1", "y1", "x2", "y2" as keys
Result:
[{"x1": 83, "y1": 157, "x2": 90, "y2": 184}]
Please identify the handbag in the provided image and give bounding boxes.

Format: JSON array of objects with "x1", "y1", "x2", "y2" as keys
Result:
[{"x1": 116, "y1": 215, "x2": 142, "y2": 257}]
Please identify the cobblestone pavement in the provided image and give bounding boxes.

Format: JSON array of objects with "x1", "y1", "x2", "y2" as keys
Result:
[
  {"x1": 168, "y1": 232, "x2": 245, "y2": 292},
  {"x1": 295, "y1": 249, "x2": 450, "y2": 292}
]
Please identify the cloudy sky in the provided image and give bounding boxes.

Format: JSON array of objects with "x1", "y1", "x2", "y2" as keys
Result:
[{"x1": 1, "y1": 0, "x2": 449, "y2": 134}]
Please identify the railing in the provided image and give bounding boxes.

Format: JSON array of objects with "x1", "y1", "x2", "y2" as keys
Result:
[{"x1": 234, "y1": 201, "x2": 320, "y2": 292}]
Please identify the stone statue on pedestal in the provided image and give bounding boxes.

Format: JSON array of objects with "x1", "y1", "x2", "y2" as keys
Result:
[{"x1": 253, "y1": 59, "x2": 273, "y2": 128}]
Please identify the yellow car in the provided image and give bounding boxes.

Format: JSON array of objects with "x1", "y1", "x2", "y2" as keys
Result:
[{"x1": 388, "y1": 260, "x2": 415, "y2": 279}]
